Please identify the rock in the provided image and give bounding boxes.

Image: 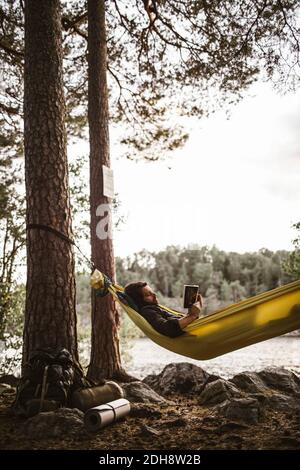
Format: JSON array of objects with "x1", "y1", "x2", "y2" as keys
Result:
[
  {"x1": 143, "y1": 363, "x2": 216, "y2": 395},
  {"x1": 21, "y1": 407, "x2": 85, "y2": 439},
  {"x1": 130, "y1": 403, "x2": 162, "y2": 419},
  {"x1": 230, "y1": 371, "x2": 269, "y2": 395},
  {"x1": 217, "y1": 397, "x2": 260, "y2": 425},
  {"x1": 230, "y1": 369, "x2": 300, "y2": 412},
  {"x1": 0, "y1": 375, "x2": 19, "y2": 387},
  {"x1": 198, "y1": 379, "x2": 243, "y2": 405},
  {"x1": 122, "y1": 381, "x2": 168, "y2": 404},
  {"x1": 267, "y1": 393, "x2": 299, "y2": 412},
  {"x1": 248, "y1": 393, "x2": 268, "y2": 404},
  {"x1": 258, "y1": 368, "x2": 300, "y2": 397}
]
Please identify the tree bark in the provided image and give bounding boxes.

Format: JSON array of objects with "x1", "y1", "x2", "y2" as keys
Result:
[
  {"x1": 23, "y1": 0, "x2": 78, "y2": 365},
  {"x1": 87, "y1": 0, "x2": 126, "y2": 381}
]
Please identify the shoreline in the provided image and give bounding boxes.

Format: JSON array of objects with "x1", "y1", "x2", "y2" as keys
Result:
[{"x1": 126, "y1": 335, "x2": 300, "y2": 380}]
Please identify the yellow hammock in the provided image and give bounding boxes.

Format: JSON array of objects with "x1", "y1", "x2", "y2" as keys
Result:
[{"x1": 91, "y1": 270, "x2": 300, "y2": 361}]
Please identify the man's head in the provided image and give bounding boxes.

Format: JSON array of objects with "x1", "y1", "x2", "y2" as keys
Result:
[{"x1": 124, "y1": 282, "x2": 158, "y2": 309}]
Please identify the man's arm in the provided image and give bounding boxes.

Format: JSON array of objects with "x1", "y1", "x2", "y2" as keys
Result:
[
  {"x1": 178, "y1": 310, "x2": 199, "y2": 329},
  {"x1": 141, "y1": 306, "x2": 184, "y2": 337},
  {"x1": 140, "y1": 296, "x2": 203, "y2": 337}
]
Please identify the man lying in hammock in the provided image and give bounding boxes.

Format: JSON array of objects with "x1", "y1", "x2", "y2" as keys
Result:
[{"x1": 124, "y1": 282, "x2": 203, "y2": 338}]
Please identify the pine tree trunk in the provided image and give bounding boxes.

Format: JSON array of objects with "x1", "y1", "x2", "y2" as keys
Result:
[
  {"x1": 87, "y1": 0, "x2": 126, "y2": 381},
  {"x1": 23, "y1": 0, "x2": 78, "y2": 365}
]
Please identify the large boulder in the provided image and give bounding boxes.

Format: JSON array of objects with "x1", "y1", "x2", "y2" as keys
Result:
[
  {"x1": 267, "y1": 393, "x2": 299, "y2": 412},
  {"x1": 198, "y1": 368, "x2": 300, "y2": 419},
  {"x1": 257, "y1": 368, "x2": 300, "y2": 397},
  {"x1": 198, "y1": 379, "x2": 243, "y2": 406},
  {"x1": 229, "y1": 371, "x2": 270, "y2": 395},
  {"x1": 143, "y1": 363, "x2": 217, "y2": 395},
  {"x1": 230, "y1": 369, "x2": 300, "y2": 411}
]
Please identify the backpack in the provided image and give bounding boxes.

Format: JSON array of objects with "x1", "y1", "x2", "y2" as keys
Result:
[{"x1": 13, "y1": 347, "x2": 75, "y2": 417}]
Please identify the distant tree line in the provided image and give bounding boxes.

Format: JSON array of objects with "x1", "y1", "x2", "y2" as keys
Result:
[
  {"x1": 284, "y1": 222, "x2": 300, "y2": 280},
  {"x1": 114, "y1": 245, "x2": 293, "y2": 313}
]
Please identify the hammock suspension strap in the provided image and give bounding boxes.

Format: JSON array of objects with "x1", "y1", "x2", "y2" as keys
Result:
[{"x1": 26, "y1": 223, "x2": 95, "y2": 271}]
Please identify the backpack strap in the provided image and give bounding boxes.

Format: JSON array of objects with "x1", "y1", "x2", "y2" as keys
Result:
[{"x1": 39, "y1": 365, "x2": 49, "y2": 413}]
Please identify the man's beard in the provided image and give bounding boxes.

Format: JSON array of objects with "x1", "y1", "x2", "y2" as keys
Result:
[{"x1": 145, "y1": 298, "x2": 158, "y2": 305}]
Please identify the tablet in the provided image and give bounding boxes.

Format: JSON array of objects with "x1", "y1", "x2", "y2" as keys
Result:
[{"x1": 183, "y1": 285, "x2": 199, "y2": 309}]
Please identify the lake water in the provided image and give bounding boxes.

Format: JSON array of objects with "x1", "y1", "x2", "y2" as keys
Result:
[
  {"x1": 125, "y1": 336, "x2": 300, "y2": 380},
  {"x1": 1, "y1": 335, "x2": 299, "y2": 381}
]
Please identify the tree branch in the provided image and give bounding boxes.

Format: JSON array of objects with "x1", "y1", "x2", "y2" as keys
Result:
[
  {"x1": 277, "y1": 0, "x2": 300, "y2": 57},
  {"x1": 62, "y1": 11, "x2": 88, "y2": 40},
  {"x1": 0, "y1": 5, "x2": 24, "y2": 28},
  {"x1": 112, "y1": 0, "x2": 133, "y2": 34},
  {"x1": 61, "y1": 11, "x2": 87, "y2": 31},
  {"x1": 0, "y1": 102, "x2": 20, "y2": 116},
  {"x1": 142, "y1": 0, "x2": 159, "y2": 28},
  {"x1": 0, "y1": 40, "x2": 23, "y2": 59},
  {"x1": 234, "y1": 0, "x2": 268, "y2": 57}
]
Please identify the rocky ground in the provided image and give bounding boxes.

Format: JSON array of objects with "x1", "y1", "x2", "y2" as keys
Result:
[{"x1": 1, "y1": 363, "x2": 300, "y2": 450}]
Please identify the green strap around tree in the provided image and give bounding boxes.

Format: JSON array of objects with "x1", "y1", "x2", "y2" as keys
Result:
[{"x1": 26, "y1": 223, "x2": 95, "y2": 270}]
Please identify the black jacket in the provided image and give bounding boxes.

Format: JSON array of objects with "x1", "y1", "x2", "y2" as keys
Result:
[{"x1": 139, "y1": 304, "x2": 184, "y2": 338}]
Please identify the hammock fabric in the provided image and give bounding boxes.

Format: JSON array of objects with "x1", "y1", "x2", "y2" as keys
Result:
[{"x1": 90, "y1": 270, "x2": 300, "y2": 361}]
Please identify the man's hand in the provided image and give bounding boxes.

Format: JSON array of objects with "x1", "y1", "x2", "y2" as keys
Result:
[
  {"x1": 188, "y1": 294, "x2": 203, "y2": 319},
  {"x1": 188, "y1": 302, "x2": 201, "y2": 319},
  {"x1": 179, "y1": 295, "x2": 204, "y2": 330}
]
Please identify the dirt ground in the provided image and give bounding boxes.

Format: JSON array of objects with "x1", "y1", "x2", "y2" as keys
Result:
[{"x1": 1, "y1": 389, "x2": 300, "y2": 451}]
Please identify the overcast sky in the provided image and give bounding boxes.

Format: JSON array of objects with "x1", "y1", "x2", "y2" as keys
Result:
[{"x1": 105, "y1": 81, "x2": 300, "y2": 258}]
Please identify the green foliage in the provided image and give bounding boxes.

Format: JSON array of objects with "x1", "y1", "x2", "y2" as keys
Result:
[
  {"x1": 118, "y1": 308, "x2": 144, "y2": 341},
  {"x1": 0, "y1": 150, "x2": 25, "y2": 338},
  {"x1": 284, "y1": 222, "x2": 300, "y2": 279},
  {"x1": 76, "y1": 272, "x2": 91, "y2": 305},
  {"x1": 115, "y1": 244, "x2": 292, "y2": 314},
  {"x1": 4, "y1": 283, "x2": 25, "y2": 337},
  {"x1": 0, "y1": 283, "x2": 25, "y2": 375},
  {"x1": 0, "y1": 333, "x2": 22, "y2": 376},
  {"x1": 0, "y1": 151, "x2": 25, "y2": 365},
  {"x1": 2, "y1": 1, "x2": 300, "y2": 161}
]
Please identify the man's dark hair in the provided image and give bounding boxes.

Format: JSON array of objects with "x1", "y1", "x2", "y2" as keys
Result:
[{"x1": 124, "y1": 282, "x2": 147, "y2": 310}]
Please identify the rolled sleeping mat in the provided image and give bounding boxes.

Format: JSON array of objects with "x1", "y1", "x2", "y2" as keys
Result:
[
  {"x1": 84, "y1": 398, "x2": 131, "y2": 432},
  {"x1": 71, "y1": 381, "x2": 124, "y2": 412}
]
